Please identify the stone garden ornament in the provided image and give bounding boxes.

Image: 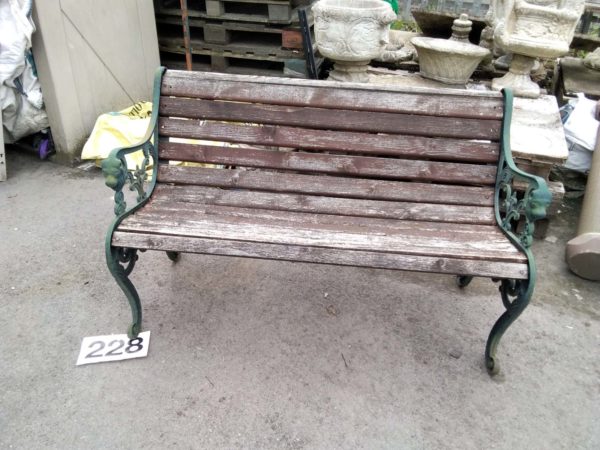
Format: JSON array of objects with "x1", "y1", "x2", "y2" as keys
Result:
[
  {"x1": 492, "y1": 0, "x2": 586, "y2": 98},
  {"x1": 312, "y1": 0, "x2": 397, "y2": 82},
  {"x1": 411, "y1": 15, "x2": 490, "y2": 85}
]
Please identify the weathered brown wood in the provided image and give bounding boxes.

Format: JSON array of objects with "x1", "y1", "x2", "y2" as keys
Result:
[
  {"x1": 161, "y1": 70, "x2": 505, "y2": 120},
  {"x1": 148, "y1": 184, "x2": 496, "y2": 224},
  {"x1": 159, "y1": 96, "x2": 502, "y2": 141},
  {"x1": 157, "y1": 165, "x2": 496, "y2": 206},
  {"x1": 117, "y1": 209, "x2": 524, "y2": 262},
  {"x1": 157, "y1": 141, "x2": 498, "y2": 185},
  {"x1": 142, "y1": 202, "x2": 504, "y2": 239},
  {"x1": 158, "y1": 121, "x2": 499, "y2": 164},
  {"x1": 112, "y1": 232, "x2": 529, "y2": 279}
]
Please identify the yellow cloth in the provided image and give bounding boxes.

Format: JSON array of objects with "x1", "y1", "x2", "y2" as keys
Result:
[{"x1": 81, "y1": 102, "x2": 152, "y2": 170}]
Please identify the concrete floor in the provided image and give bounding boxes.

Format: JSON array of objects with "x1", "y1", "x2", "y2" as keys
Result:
[{"x1": 1, "y1": 150, "x2": 599, "y2": 450}]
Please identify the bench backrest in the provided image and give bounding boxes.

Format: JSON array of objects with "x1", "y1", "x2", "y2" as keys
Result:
[{"x1": 155, "y1": 70, "x2": 505, "y2": 224}]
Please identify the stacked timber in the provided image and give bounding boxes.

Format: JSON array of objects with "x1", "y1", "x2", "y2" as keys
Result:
[{"x1": 154, "y1": 0, "x2": 320, "y2": 77}]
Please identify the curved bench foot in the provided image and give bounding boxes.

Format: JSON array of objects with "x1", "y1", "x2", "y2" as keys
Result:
[
  {"x1": 107, "y1": 246, "x2": 142, "y2": 338},
  {"x1": 456, "y1": 275, "x2": 473, "y2": 288},
  {"x1": 485, "y1": 278, "x2": 532, "y2": 376},
  {"x1": 166, "y1": 251, "x2": 180, "y2": 263}
]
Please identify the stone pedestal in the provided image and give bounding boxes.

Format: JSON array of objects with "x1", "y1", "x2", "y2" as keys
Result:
[
  {"x1": 328, "y1": 61, "x2": 371, "y2": 83},
  {"x1": 492, "y1": 54, "x2": 540, "y2": 98},
  {"x1": 510, "y1": 94, "x2": 568, "y2": 236},
  {"x1": 510, "y1": 95, "x2": 569, "y2": 171}
]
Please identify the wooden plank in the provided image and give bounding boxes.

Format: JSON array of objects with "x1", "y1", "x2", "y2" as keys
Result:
[
  {"x1": 158, "y1": 121, "x2": 496, "y2": 179},
  {"x1": 117, "y1": 209, "x2": 524, "y2": 261},
  {"x1": 157, "y1": 140, "x2": 498, "y2": 185},
  {"x1": 157, "y1": 165, "x2": 496, "y2": 206},
  {"x1": 112, "y1": 232, "x2": 528, "y2": 279},
  {"x1": 159, "y1": 97, "x2": 502, "y2": 141},
  {"x1": 156, "y1": 3, "x2": 305, "y2": 25},
  {"x1": 148, "y1": 184, "x2": 496, "y2": 224},
  {"x1": 142, "y1": 202, "x2": 502, "y2": 237},
  {"x1": 158, "y1": 34, "x2": 303, "y2": 60},
  {"x1": 161, "y1": 70, "x2": 504, "y2": 119},
  {"x1": 159, "y1": 49, "x2": 313, "y2": 78}
]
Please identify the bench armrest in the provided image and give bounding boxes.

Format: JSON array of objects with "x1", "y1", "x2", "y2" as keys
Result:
[
  {"x1": 101, "y1": 67, "x2": 165, "y2": 217},
  {"x1": 101, "y1": 139, "x2": 157, "y2": 216},
  {"x1": 495, "y1": 89, "x2": 552, "y2": 250}
]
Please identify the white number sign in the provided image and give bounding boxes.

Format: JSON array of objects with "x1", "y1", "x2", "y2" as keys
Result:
[{"x1": 76, "y1": 331, "x2": 150, "y2": 366}]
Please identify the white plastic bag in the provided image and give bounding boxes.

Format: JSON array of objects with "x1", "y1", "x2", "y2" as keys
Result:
[
  {"x1": 0, "y1": 0, "x2": 49, "y2": 143},
  {"x1": 563, "y1": 94, "x2": 599, "y2": 152}
]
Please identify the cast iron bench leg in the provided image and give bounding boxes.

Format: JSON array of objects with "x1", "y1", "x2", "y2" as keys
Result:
[
  {"x1": 107, "y1": 246, "x2": 142, "y2": 338},
  {"x1": 456, "y1": 275, "x2": 474, "y2": 288},
  {"x1": 166, "y1": 251, "x2": 180, "y2": 263},
  {"x1": 485, "y1": 278, "x2": 532, "y2": 375}
]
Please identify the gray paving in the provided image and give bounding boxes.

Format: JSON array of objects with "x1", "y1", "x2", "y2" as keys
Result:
[{"x1": 1, "y1": 151, "x2": 599, "y2": 449}]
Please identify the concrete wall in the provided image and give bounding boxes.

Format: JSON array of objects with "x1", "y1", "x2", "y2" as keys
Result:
[{"x1": 32, "y1": 0, "x2": 160, "y2": 164}]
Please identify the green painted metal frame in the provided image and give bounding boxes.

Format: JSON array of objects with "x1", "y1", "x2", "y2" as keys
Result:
[
  {"x1": 483, "y1": 88, "x2": 552, "y2": 374},
  {"x1": 101, "y1": 71, "x2": 551, "y2": 374},
  {"x1": 102, "y1": 66, "x2": 166, "y2": 338}
]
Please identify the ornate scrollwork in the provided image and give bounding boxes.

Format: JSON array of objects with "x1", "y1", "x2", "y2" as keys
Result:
[
  {"x1": 116, "y1": 247, "x2": 138, "y2": 276},
  {"x1": 496, "y1": 164, "x2": 551, "y2": 249},
  {"x1": 101, "y1": 141, "x2": 155, "y2": 216},
  {"x1": 499, "y1": 278, "x2": 528, "y2": 309},
  {"x1": 485, "y1": 277, "x2": 533, "y2": 374}
]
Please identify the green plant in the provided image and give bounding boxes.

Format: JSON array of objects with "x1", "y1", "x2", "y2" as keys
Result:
[{"x1": 391, "y1": 19, "x2": 421, "y2": 32}]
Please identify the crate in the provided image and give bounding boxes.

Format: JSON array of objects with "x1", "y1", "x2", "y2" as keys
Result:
[
  {"x1": 156, "y1": 13, "x2": 311, "y2": 50},
  {"x1": 159, "y1": 49, "x2": 322, "y2": 77},
  {"x1": 156, "y1": 0, "x2": 313, "y2": 24},
  {"x1": 155, "y1": 0, "x2": 318, "y2": 78}
]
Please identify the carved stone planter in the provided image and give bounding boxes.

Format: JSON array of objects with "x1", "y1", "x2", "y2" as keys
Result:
[
  {"x1": 492, "y1": 0, "x2": 586, "y2": 97},
  {"x1": 312, "y1": 0, "x2": 397, "y2": 82},
  {"x1": 411, "y1": 37, "x2": 490, "y2": 85}
]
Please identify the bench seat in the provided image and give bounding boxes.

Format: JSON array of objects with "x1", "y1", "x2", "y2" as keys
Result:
[{"x1": 114, "y1": 182, "x2": 528, "y2": 280}]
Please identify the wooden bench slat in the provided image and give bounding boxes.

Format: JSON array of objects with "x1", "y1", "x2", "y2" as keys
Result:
[
  {"x1": 158, "y1": 119, "x2": 500, "y2": 165},
  {"x1": 157, "y1": 165, "x2": 496, "y2": 207},
  {"x1": 159, "y1": 97, "x2": 502, "y2": 141},
  {"x1": 142, "y1": 202, "x2": 503, "y2": 237},
  {"x1": 149, "y1": 184, "x2": 496, "y2": 224},
  {"x1": 112, "y1": 232, "x2": 528, "y2": 279},
  {"x1": 158, "y1": 142, "x2": 498, "y2": 185},
  {"x1": 118, "y1": 208, "x2": 525, "y2": 262},
  {"x1": 161, "y1": 71, "x2": 505, "y2": 120}
]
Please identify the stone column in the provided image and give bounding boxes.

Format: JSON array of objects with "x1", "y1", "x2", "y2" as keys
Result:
[{"x1": 566, "y1": 102, "x2": 600, "y2": 281}]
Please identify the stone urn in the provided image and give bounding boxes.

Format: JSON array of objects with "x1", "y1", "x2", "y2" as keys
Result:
[
  {"x1": 492, "y1": 0, "x2": 586, "y2": 97},
  {"x1": 312, "y1": 0, "x2": 397, "y2": 82},
  {"x1": 411, "y1": 37, "x2": 490, "y2": 85}
]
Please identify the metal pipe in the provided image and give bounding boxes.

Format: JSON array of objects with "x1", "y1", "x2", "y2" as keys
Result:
[{"x1": 180, "y1": 0, "x2": 192, "y2": 71}]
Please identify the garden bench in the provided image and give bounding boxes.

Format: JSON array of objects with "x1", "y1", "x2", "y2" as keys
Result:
[{"x1": 102, "y1": 68, "x2": 551, "y2": 375}]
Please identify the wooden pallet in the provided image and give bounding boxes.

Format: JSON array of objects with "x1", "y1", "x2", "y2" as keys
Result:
[
  {"x1": 159, "y1": 49, "x2": 322, "y2": 78},
  {"x1": 155, "y1": 0, "x2": 314, "y2": 25},
  {"x1": 156, "y1": 13, "x2": 312, "y2": 50},
  {"x1": 158, "y1": 28, "x2": 309, "y2": 61}
]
